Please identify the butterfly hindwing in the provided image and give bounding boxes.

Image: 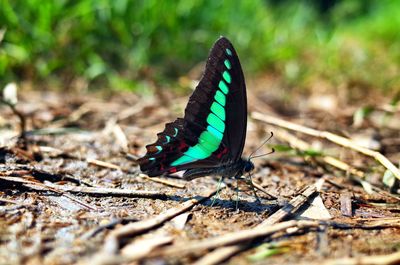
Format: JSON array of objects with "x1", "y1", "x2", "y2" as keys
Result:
[
  {"x1": 138, "y1": 36, "x2": 247, "y2": 177},
  {"x1": 137, "y1": 118, "x2": 188, "y2": 176}
]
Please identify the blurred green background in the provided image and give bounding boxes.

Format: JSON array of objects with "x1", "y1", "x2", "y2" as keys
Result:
[{"x1": 0, "y1": 0, "x2": 399, "y2": 93}]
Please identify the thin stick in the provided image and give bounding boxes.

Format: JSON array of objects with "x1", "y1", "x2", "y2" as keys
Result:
[
  {"x1": 89, "y1": 160, "x2": 186, "y2": 189},
  {"x1": 1, "y1": 164, "x2": 90, "y2": 186},
  {"x1": 321, "y1": 250, "x2": 400, "y2": 265},
  {"x1": 0, "y1": 198, "x2": 22, "y2": 204},
  {"x1": 121, "y1": 236, "x2": 173, "y2": 260},
  {"x1": 103, "y1": 187, "x2": 221, "y2": 254},
  {"x1": 193, "y1": 246, "x2": 242, "y2": 265},
  {"x1": 0, "y1": 176, "x2": 98, "y2": 210},
  {"x1": 251, "y1": 111, "x2": 400, "y2": 181},
  {"x1": 81, "y1": 218, "x2": 138, "y2": 240},
  {"x1": 141, "y1": 175, "x2": 185, "y2": 189},
  {"x1": 45, "y1": 181, "x2": 166, "y2": 198},
  {"x1": 87, "y1": 158, "x2": 122, "y2": 170},
  {"x1": 45, "y1": 183, "x2": 99, "y2": 210},
  {"x1": 250, "y1": 179, "x2": 277, "y2": 199},
  {"x1": 0, "y1": 176, "x2": 164, "y2": 198},
  {"x1": 326, "y1": 217, "x2": 400, "y2": 229}
]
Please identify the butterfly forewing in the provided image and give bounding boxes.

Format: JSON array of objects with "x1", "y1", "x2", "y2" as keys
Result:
[{"x1": 138, "y1": 36, "x2": 247, "y2": 177}]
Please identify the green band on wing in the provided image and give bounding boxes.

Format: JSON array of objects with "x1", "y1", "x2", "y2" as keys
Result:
[
  {"x1": 218, "y1": 80, "x2": 229, "y2": 94},
  {"x1": 171, "y1": 155, "x2": 197, "y2": 166},
  {"x1": 184, "y1": 144, "x2": 211, "y2": 159},
  {"x1": 222, "y1": 71, "x2": 231, "y2": 84},
  {"x1": 211, "y1": 102, "x2": 225, "y2": 121},
  {"x1": 198, "y1": 131, "x2": 220, "y2": 152},
  {"x1": 226, "y1": 48, "x2": 232, "y2": 56},
  {"x1": 214, "y1": 90, "x2": 226, "y2": 106},
  {"x1": 224, "y1": 59, "x2": 231, "y2": 69},
  {"x1": 171, "y1": 63, "x2": 234, "y2": 166},
  {"x1": 165, "y1": 136, "x2": 171, "y2": 143},
  {"x1": 207, "y1": 113, "x2": 225, "y2": 133},
  {"x1": 207, "y1": 125, "x2": 223, "y2": 140},
  {"x1": 173, "y1": 128, "x2": 178, "y2": 137}
]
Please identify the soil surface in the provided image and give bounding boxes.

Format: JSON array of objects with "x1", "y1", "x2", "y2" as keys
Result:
[{"x1": 1, "y1": 87, "x2": 399, "y2": 265}]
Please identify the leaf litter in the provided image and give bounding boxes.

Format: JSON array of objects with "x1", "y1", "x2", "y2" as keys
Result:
[{"x1": 0, "y1": 87, "x2": 399, "y2": 265}]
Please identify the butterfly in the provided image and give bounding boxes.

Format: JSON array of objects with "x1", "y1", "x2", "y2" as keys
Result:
[{"x1": 138, "y1": 36, "x2": 256, "y2": 182}]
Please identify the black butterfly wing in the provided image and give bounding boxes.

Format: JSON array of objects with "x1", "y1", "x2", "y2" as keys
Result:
[
  {"x1": 138, "y1": 36, "x2": 247, "y2": 177},
  {"x1": 182, "y1": 36, "x2": 247, "y2": 162}
]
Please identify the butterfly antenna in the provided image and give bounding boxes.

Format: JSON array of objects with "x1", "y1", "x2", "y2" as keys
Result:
[
  {"x1": 249, "y1": 131, "x2": 274, "y2": 159},
  {"x1": 249, "y1": 148, "x2": 275, "y2": 159}
]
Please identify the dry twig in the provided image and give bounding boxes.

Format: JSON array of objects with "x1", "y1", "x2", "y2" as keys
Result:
[
  {"x1": 44, "y1": 181, "x2": 165, "y2": 198},
  {"x1": 327, "y1": 217, "x2": 400, "y2": 229},
  {"x1": 142, "y1": 175, "x2": 185, "y2": 189},
  {"x1": 87, "y1": 158, "x2": 122, "y2": 170},
  {"x1": 0, "y1": 175, "x2": 163, "y2": 199},
  {"x1": 321, "y1": 250, "x2": 400, "y2": 265},
  {"x1": 0, "y1": 176, "x2": 98, "y2": 210}
]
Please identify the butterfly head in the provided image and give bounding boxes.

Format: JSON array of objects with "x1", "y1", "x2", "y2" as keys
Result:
[{"x1": 243, "y1": 160, "x2": 255, "y2": 173}]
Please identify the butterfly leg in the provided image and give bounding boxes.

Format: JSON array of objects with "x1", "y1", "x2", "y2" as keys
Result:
[
  {"x1": 211, "y1": 176, "x2": 224, "y2": 207},
  {"x1": 246, "y1": 174, "x2": 261, "y2": 203},
  {"x1": 235, "y1": 179, "x2": 240, "y2": 211}
]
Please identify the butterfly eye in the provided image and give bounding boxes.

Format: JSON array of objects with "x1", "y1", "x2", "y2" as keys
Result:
[{"x1": 244, "y1": 161, "x2": 254, "y2": 173}]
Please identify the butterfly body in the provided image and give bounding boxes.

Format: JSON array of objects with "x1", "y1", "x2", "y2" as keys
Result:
[
  {"x1": 138, "y1": 36, "x2": 252, "y2": 181},
  {"x1": 183, "y1": 159, "x2": 254, "y2": 181}
]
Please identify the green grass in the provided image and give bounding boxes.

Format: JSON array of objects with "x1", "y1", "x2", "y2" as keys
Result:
[{"x1": 0, "y1": 0, "x2": 399, "y2": 93}]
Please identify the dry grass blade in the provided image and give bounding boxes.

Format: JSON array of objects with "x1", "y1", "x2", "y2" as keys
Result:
[
  {"x1": 251, "y1": 112, "x2": 400, "y2": 181},
  {"x1": 103, "y1": 187, "x2": 222, "y2": 254},
  {"x1": 322, "y1": 156, "x2": 364, "y2": 178}
]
